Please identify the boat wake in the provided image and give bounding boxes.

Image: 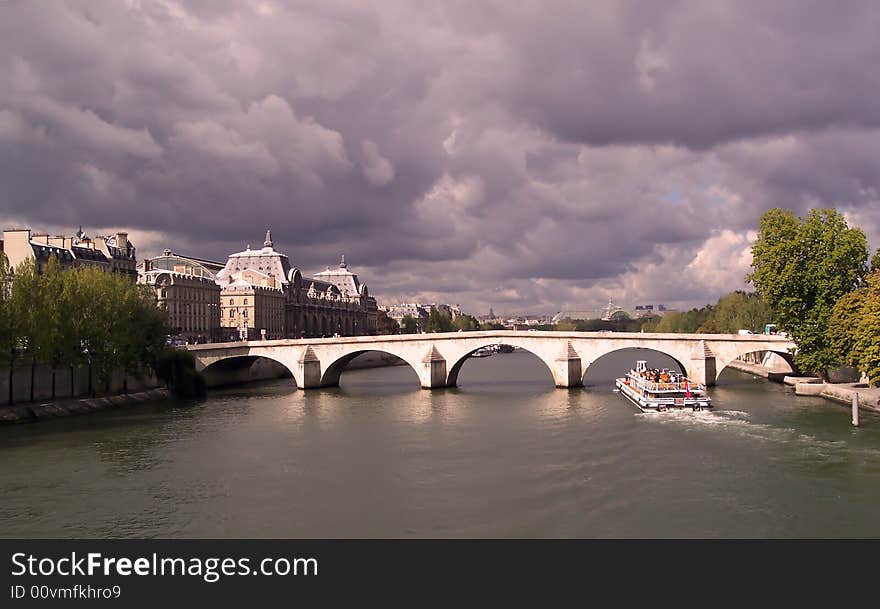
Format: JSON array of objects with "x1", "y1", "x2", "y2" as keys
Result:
[{"x1": 635, "y1": 407, "x2": 849, "y2": 460}]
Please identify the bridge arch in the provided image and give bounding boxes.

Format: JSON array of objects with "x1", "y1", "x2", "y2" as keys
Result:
[
  {"x1": 319, "y1": 349, "x2": 423, "y2": 388},
  {"x1": 200, "y1": 354, "x2": 296, "y2": 388},
  {"x1": 581, "y1": 346, "x2": 686, "y2": 386},
  {"x1": 446, "y1": 343, "x2": 557, "y2": 388},
  {"x1": 714, "y1": 347, "x2": 796, "y2": 381}
]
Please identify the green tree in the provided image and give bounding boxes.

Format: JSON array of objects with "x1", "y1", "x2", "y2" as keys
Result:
[
  {"x1": 401, "y1": 314, "x2": 419, "y2": 334},
  {"x1": 9, "y1": 259, "x2": 44, "y2": 402},
  {"x1": 652, "y1": 306, "x2": 715, "y2": 333},
  {"x1": 376, "y1": 310, "x2": 399, "y2": 334},
  {"x1": 425, "y1": 308, "x2": 454, "y2": 333},
  {"x1": 828, "y1": 271, "x2": 880, "y2": 385},
  {"x1": 452, "y1": 314, "x2": 480, "y2": 332},
  {"x1": 871, "y1": 247, "x2": 880, "y2": 273},
  {"x1": 33, "y1": 256, "x2": 71, "y2": 399},
  {"x1": 711, "y1": 291, "x2": 773, "y2": 334},
  {"x1": 0, "y1": 253, "x2": 19, "y2": 404},
  {"x1": 827, "y1": 288, "x2": 867, "y2": 370},
  {"x1": 748, "y1": 208, "x2": 869, "y2": 380}
]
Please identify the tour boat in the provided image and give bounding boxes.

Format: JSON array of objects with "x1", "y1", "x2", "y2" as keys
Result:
[{"x1": 614, "y1": 360, "x2": 712, "y2": 412}]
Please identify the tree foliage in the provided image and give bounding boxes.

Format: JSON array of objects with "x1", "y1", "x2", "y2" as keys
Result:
[
  {"x1": 748, "y1": 208, "x2": 868, "y2": 379},
  {"x1": 707, "y1": 291, "x2": 773, "y2": 334},
  {"x1": 401, "y1": 314, "x2": 419, "y2": 334},
  {"x1": 376, "y1": 309, "x2": 399, "y2": 335},
  {"x1": 0, "y1": 255, "x2": 171, "y2": 403},
  {"x1": 425, "y1": 308, "x2": 455, "y2": 333},
  {"x1": 828, "y1": 271, "x2": 880, "y2": 385}
]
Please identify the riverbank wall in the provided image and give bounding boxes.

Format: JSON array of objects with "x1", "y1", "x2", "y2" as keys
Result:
[
  {"x1": 0, "y1": 387, "x2": 171, "y2": 425},
  {"x1": 1, "y1": 363, "x2": 161, "y2": 406}
]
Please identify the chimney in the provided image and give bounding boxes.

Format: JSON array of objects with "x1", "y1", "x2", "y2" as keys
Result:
[{"x1": 116, "y1": 232, "x2": 128, "y2": 250}]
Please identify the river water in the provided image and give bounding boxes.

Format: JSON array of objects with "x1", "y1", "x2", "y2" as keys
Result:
[{"x1": 2, "y1": 349, "x2": 879, "y2": 538}]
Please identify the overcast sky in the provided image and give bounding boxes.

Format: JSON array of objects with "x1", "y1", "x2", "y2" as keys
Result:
[{"x1": 2, "y1": 1, "x2": 879, "y2": 315}]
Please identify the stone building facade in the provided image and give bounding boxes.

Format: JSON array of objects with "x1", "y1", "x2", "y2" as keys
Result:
[
  {"x1": 220, "y1": 280, "x2": 286, "y2": 340},
  {"x1": 1, "y1": 227, "x2": 137, "y2": 279},
  {"x1": 215, "y1": 231, "x2": 378, "y2": 339},
  {"x1": 138, "y1": 251, "x2": 223, "y2": 343}
]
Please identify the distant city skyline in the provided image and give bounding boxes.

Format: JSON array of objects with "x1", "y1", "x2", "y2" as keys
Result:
[{"x1": 2, "y1": 2, "x2": 879, "y2": 314}]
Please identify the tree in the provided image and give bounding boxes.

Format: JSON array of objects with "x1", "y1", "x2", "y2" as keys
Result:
[
  {"x1": 710, "y1": 291, "x2": 773, "y2": 334},
  {"x1": 425, "y1": 308, "x2": 454, "y2": 333},
  {"x1": 828, "y1": 271, "x2": 880, "y2": 385},
  {"x1": 34, "y1": 256, "x2": 70, "y2": 399},
  {"x1": 748, "y1": 208, "x2": 868, "y2": 380},
  {"x1": 871, "y1": 247, "x2": 880, "y2": 273},
  {"x1": 0, "y1": 253, "x2": 18, "y2": 404},
  {"x1": 401, "y1": 314, "x2": 419, "y2": 334},
  {"x1": 9, "y1": 259, "x2": 44, "y2": 402},
  {"x1": 376, "y1": 310, "x2": 399, "y2": 334},
  {"x1": 452, "y1": 314, "x2": 480, "y2": 332}
]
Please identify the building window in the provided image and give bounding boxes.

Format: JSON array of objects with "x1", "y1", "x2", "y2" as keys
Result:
[
  {"x1": 229, "y1": 310, "x2": 235, "y2": 318},
  {"x1": 160, "y1": 289, "x2": 167, "y2": 298},
  {"x1": 243, "y1": 298, "x2": 248, "y2": 305},
  {"x1": 243, "y1": 310, "x2": 248, "y2": 318},
  {"x1": 230, "y1": 299, "x2": 234, "y2": 305}
]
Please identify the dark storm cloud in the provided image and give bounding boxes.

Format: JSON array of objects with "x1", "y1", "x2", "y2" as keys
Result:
[{"x1": 1, "y1": 0, "x2": 879, "y2": 313}]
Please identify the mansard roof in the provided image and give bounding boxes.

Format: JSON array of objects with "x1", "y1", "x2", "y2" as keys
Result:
[
  {"x1": 312, "y1": 254, "x2": 361, "y2": 296},
  {"x1": 216, "y1": 234, "x2": 292, "y2": 289}
]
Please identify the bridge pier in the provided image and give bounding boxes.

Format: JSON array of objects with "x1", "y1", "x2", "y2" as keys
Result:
[
  {"x1": 688, "y1": 340, "x2": 717, "y2": 387},
  {"x1": 297, "y1": 347, "x2": 324, "y2": 389},
  {"x1": 421, "y1": 346, "x2": 449, "y2": 389},
  {"x1": 552, "y1": 342, "x2": 583, "y2": 388}
]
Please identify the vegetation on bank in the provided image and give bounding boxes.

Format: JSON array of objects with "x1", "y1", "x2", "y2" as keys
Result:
[
  {"x1": 0, "y1": 254, "x2": 204, "y2": 403},
  {"x1": 748, "y1": 208, "x2": 870, "y2": 381}
]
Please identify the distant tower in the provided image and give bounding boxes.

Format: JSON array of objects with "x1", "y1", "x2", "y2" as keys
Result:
[
  {"x1": 339, "y1": 254, "x2": 347, "y2": 269},
  {"x1": 489, "y1": 307, "x2": 495, "y2": 318},
  {"x1": 263, "y1": 229, "x2": 273, "y2": 249}
]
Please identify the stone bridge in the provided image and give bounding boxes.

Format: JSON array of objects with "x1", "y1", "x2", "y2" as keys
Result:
[{"x1": 187, "y1": 331, "x2": 796, "y2": 389}]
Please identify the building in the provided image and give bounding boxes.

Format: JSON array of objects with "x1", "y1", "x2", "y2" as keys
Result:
[
  {"x1": 138, "y1": 250, "x2": 223, "y2": 343},
  {"x1": 384, "y1": 303, "x2": 430, "y2": 332},
  {"x1": 1, "y1": 227, "x2": 137, "y2": 278},
  {"x1": 215, "y1": 231, "x2": 378, "y2": 340},
  {"x1": 221, "y1": 279, "x2": 285, "y2": 341}
]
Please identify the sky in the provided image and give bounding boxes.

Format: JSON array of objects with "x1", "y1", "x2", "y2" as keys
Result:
[{"x1": 2, "y1": 1, "x2": 880, "y2": 316}]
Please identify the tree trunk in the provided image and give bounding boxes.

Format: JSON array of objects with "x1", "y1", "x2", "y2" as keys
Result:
[
  {"x1": 7, "y1": 363, "x2": 13, "y2": 406},
  {"x1": 51, "y1": 365, "x2": 56, "y2": 401},
  {"x1": 70, "y1": 365, "x2": 75, "y2": 398},
  {"x1": 29, "y1": 359, "x2": 35, "y2": 403},
  {"x1": 88, "y1": 362, "x2": 93, "y2": 397}
]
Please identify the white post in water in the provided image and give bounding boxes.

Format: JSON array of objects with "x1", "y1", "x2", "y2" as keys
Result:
[{"x1": 852, "y1": 392, "x2": 860, "y2": 427}]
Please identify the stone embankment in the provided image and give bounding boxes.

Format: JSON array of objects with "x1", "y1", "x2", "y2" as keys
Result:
[
  {"x1": 727, "y1": 359, "x2": 879, "y2": 414},
  {"x1": 0, "y1": 388, "x2": 170, "y2": 425}
]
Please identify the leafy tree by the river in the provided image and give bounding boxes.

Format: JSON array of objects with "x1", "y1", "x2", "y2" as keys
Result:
[
  {"x1": 871, "y1": 248, "x2": 880, "y2": 273},
  {"x1": 425, "y1": 308, "x2": 455, "y2": 333},
  {"x1": 647, "y1": 305, "x2": 716, "y2": 333},
  {"x1": 376, "y1": 310, "x2": 399, "y2": 334},
  {"x1": 709, "y1": 291, "x2": 773, "y2": 334},
  {"x1": 0, "y1": 253, "x2": 19, "y2": 405},
  {"x1": 1, "y1": 255, "x2": 170, "y2": 403},
  {"x1": 452, "y1": 314, "x2": 480, "y2": 332},
  {"x1": 748, "y1": 208, "x2": 869, "y2": 380},
  {"x1": 828, "y1": 271, "x2": 880, "y2": 385},
  {"x1": 401, "y1": 314, "x2": 419, "y2": 334}
]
